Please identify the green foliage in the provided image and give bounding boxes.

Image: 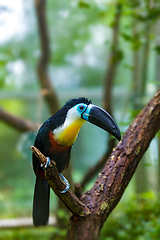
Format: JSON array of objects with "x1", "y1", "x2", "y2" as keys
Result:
[
  {"x1": 0, "y1": 227, "x2": 62, "y2": 240},
  {"x1": 78, "y1": 1, "x2": 90, "y2": 8},
  {"x1": 100, "y1": 192, "x2": 160, "y2": 240},
  {"x1": 154, "y1": 46, "x2": 160, "y2": 55},
  {"x1": 121, "y1": 32, "x2": 143, "y2": 50},
  {"x1": 1, "y1": 193, "x2": 160, "y2": 240}
]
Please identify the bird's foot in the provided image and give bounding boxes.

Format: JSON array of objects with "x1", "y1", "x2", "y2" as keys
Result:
[
  {"x1": 59, "y1": 173, "x2": 70, "y2": 193},
  {"x1": 41, "y1": 157, "x2": 51, "y2": 169}
]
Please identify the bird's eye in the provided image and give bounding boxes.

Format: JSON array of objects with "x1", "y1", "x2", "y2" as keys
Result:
[{"x1": 79, "y1": 105, "x2": 85, "y2": 111}]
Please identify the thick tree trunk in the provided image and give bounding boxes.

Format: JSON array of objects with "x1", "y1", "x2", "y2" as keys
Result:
[
  {"x1": 66, "y1": 91, "x2": 160, "y2": 239},
  {"x1": 67, "y1": 216, "x2": 101, "y2": 240}
]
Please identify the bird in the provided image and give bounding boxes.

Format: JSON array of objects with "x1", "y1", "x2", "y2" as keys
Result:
[{"x1": 32, "y1": 97, "x2": 121, "y2": 226}]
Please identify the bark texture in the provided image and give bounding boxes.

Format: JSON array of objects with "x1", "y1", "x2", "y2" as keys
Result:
[{"x1": 67, "y1": 91, "x2": 160, "y2": 240}]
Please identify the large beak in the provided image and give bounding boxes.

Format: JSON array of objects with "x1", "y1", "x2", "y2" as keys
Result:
[{"x1": 81, "y1": 104, "x2": 121, "y2": 141}]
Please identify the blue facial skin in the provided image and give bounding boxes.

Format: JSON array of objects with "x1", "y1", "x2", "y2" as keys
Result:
[
  {"x1": 81, "y1": 104, "x2": 93, "y2": 121},
  {"x1": 75, "y1": 103, "x2": 91, "y2": 121}
]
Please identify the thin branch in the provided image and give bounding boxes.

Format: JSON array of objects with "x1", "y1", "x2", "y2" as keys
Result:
[
  {"x1": 31, "y1": 146, "x2": 47, "y2": 165},
  {"x1": 35, "y1": 0, "x2": 59, "y2": 115},
  {"x1": 0, "y1": 217, "x2": 56, "y2": 229},
  {"x1": 140, "y1": 24, "x2": 151, "y2": 102},
  {"x1": 0, "y1": 108, "x2": 39, "y2": 132},
  {"x1": 140, "y1": 0, "x2": 153, "y2": 102},
  {"x1": 31, "y1": 146, "x2": 90, "y2": 216},
  {"x1": 132, "y1": 14, "x2": 140, "y2": 109},
  {"x1": 103, "y1": 3, "x2": 122, "y2": 113}
]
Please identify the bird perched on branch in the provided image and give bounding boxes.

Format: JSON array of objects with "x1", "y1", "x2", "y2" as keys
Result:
[{"x1": 32, "y1": 97, "x2": 121, "y2": 226}]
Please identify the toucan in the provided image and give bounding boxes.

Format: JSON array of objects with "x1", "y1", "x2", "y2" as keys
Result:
[{"x1": 32, "y1": 97, "x2": 121, "y2": 226}]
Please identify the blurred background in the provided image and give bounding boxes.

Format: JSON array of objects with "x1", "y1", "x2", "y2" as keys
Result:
[{"x1": 0, "y1": 0, "x2": 160, "y2": 239}]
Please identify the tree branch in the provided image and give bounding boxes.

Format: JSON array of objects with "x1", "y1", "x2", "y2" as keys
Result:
[
  {"x1": 82, "y1": 90, "x2": 160, "y2": 217},
  {"x1": 67, "y1": 90, "x2": 160, "y2": 239},
  {"x1": 0, "y1": 217, "x2": 56, "y2": 229},
  {"x1": 31, "y1": 91, "x2": 160, "y2": 240},
  {"x1": 35, "y1": 0, "x2": 59, "y2": 115},
  {"x1": 0, "y1": 108, "x2": 38, "y2": 132},
  {"x1": 31, "y1": 146, "x2": 90, "y2": 216},
  {"x1": 103, "y1": 3, "x2": 122, "y2": 113}
]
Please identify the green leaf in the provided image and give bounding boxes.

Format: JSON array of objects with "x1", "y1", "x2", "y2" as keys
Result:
[
  {"x1": 154, "y1": 46, "x2": 160, "y2": 54},
  {"x1": 116, "y1": 49, "x2": 124, "y2": 61},
  {"x1": 123, "y1": 64, "x2": 134, "y2": 71},
  {"x1": 121, "y1": 33, "x2": 133, "y2": 42},
  {"x1": 78, "y1": 1, "x2": 90, "y2": 8},
  {"x1": 150, "y1": 80, "x2": 160, "y2": 85},
  {"x1": 110, "y1": 49, "x2": 124, "y2": 64}
]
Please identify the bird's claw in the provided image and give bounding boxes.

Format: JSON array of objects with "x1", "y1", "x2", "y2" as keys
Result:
[
  {"x1": 41, "y1": 159, "x2": 69, "y2": 193},
  {"x1": 41, "y1": 157, "x2": 51, "y2": 169},
  {"x1": 59, "y1": 173, "x2": 70, "y2": 193}
]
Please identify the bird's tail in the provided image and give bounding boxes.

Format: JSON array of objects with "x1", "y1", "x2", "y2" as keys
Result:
[{"x1": 33, "y1": 175, "x2": 50, "y2": 226}]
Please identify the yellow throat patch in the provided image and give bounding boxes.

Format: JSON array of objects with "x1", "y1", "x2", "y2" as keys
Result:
[{"x1": 54, "y1": 118, "x2": 85, "y2": 146}]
